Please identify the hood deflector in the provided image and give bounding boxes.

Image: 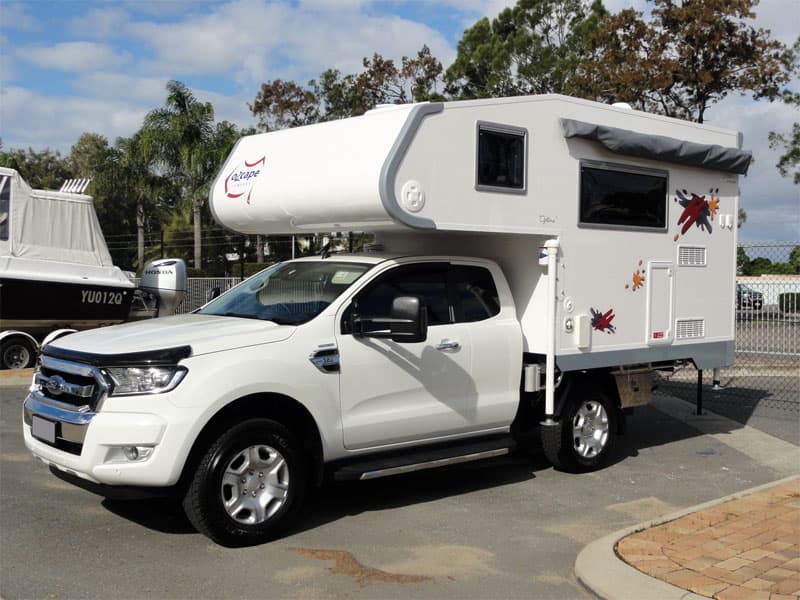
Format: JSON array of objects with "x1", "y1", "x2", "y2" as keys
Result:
[{"x1": 560, "y1": 118, "x2": 751, "y2": 175}]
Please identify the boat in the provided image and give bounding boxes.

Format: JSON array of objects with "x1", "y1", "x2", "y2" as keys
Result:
[{"x1": 0, "y1": 167, "x2": 136, "y2": 357}]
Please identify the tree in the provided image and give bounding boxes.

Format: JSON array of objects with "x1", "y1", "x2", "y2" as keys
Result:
[
  {"x1": 445, "y1": 0, "x2": 607, "y2": 99},
  {"x1": 572, "y1": 0, "x2": 790, "y2": 123},
  {"x1": 250, "y1": 46, "x2": 444, "y2": 130},
  {"x1": 0, "y1": 146, "x2": 72, "y2": 189},
  {"x1": 768, "y1": 37, "x2": 800, "y2": 184},
  {"x1": 143, "y1": 81, "x2": 217, "y2": 270},
  {"x1": 249, "y1": 80, "x2": 320, "y2": 132},
  {"x1": 789, "y1": 246, "x2": 800, "y2": 273}
]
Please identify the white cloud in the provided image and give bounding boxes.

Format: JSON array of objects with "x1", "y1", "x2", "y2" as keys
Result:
[
  {"x1": 751, "y1": 0, "x2": 799, "y2": 46},
  {"x1": 0, "y1": 86, "x2": 147, "y2": 150},
  {"x1": 66, "y1": 7, "x2": 130, "y2": 40},
  {"x1": 127, "y1": 0, "x2": 291, "y2": 78},
  {"x1": 708, "y1": 96, "x2": 799, "y2": 242},
  {"x1": 0, "y1": 34, "x2": 16, "y2": 83},
  {"x1": 0, "y1": 2, "x2": 41, "y2": 32},
  {"x1": 18, "y1": 42, "x2": 130, "y2": 73},
  {"x1": 71, "y1": 72, "x2": 174, "y2": 103},
  {"x1": 125, "y1": 0, "x2": 455, "y2": 87}
]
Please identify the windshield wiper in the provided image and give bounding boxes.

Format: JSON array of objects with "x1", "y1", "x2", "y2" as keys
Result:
[
  {"x1": 222, "y1": 312, "x2": 297, "y2": 326},
  {"x1": 222, "y1": 312, "x2": 261, "y2": 320}
]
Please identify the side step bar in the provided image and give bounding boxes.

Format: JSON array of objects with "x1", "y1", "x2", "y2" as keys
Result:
[{"x1": 330, "y1": 435, "x2": 514, "y2": 481}]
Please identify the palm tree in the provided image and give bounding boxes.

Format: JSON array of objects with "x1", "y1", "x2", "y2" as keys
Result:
[
  {"x1": 116, "y1": 132, "x2": 166, "y2": 270},
  {"x1": 143, "y1": 81, "x2": 216, "y2": 270}
]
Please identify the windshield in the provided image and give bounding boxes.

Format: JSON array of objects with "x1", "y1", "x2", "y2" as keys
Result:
[{"x1": 197, "y1": 260, "x2": 372, "y2": 325}]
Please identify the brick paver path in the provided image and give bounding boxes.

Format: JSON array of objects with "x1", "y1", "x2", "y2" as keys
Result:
[{"x1": 617, "y1": 480, "x2": 800, "y2": 599}]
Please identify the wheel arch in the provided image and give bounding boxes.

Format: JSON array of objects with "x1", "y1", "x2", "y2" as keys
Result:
[
  {"x1": 554, "y1": 369, "x2": 622, "y2": 418},
  {"x1": 180, "y1": 392, "x2": 325, "y2": 490}
]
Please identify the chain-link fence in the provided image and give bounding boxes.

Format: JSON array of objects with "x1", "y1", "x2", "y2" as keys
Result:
[{"x1": 658, "y1": 242, "x2": 799, "y2": 421}]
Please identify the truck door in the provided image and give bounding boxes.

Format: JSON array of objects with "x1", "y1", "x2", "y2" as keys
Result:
[{"x1": 336, "y1": 263, "x2": 477, "y2": 450}]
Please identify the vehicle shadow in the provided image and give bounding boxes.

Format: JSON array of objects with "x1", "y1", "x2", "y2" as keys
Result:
[{"x1": 97, "y1": 397, "x2": 753, "y2": 540}]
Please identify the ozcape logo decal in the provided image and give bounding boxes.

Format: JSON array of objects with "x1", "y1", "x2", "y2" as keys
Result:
[{"x1": 224, "y1": 156, "x2": 265, "y2": 204}]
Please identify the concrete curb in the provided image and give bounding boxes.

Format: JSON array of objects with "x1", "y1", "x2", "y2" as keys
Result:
[{"x1": 575, "y1": 473, "x2": 800, "y2": 600}]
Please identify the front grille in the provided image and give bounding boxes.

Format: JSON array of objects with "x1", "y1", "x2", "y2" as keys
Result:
[{"x1": 35, "y1": 356, "x2": 108, "y2": 413}]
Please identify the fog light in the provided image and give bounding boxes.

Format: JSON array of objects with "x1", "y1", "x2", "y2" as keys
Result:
[{"x1": 106, "y1": 445, "x2": 154, "y2": 464}]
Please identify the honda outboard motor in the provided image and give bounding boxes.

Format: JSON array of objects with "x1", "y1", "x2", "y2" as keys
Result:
[{"x1": 139, "y1": 259, "x2": 187, "y2": 317}]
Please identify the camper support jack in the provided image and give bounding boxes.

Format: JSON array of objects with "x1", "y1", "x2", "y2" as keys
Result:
[{"x1": 541, "y1": 238, "x2": 560, "y2": 427}]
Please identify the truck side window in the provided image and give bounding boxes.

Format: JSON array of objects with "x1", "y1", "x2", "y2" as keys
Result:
[
  {"x1": 343, "y1": 264, "x2": 451, "y2": 332},
  {"x1": 451, "y1": 266, "x2": 500, "y2": 322}
]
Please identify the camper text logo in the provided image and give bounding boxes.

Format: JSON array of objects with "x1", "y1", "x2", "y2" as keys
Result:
[{"x1": 224, "y1": 156, "x2": 265, "y2": 204}]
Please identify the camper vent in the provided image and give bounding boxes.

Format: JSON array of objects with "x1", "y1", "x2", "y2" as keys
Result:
[
  {"x1": 678, "y1": 246, "x2": 707, "y2": 266},
  {"x1": 676, "y1": 319, "x2": 705, "y2": 339}
]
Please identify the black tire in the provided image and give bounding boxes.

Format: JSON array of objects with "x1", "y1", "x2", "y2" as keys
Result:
[
  {"x1": 1, "y1": 337, "x2": 36, "y2": 370},
  {"x1": 182, "y1": 418, "x2": 307, "y2": 546},
  {"x1": 541, "y1": 385, "x2": 617, "y2": 473}
]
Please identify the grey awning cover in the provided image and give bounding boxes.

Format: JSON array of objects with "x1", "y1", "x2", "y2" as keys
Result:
[{"x1": 560, "y1": 118, "x2": 751, "y2": 175}]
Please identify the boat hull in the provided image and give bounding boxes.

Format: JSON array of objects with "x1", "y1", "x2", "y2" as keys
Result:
[{"x1": 0, "y1": 277, "x2": 135, "y2": 337}]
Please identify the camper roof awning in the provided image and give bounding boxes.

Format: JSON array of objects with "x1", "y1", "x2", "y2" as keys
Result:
[{"x1": 560, "y1": 118, "x2": 752, "y2": 175}]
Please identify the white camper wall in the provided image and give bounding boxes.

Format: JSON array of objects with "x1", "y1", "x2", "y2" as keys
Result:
[{"x1": 389, "y1": 97, "x2": 739, "y2": 366}]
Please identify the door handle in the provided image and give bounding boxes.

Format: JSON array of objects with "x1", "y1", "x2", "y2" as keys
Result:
[{"x1": 436, "y1": 340, "x2": 460, "y2": 351}]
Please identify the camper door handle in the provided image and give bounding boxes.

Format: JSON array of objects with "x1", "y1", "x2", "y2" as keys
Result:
[{"x1": 436, "y1": 340, "x2": 460, "y2": 351}]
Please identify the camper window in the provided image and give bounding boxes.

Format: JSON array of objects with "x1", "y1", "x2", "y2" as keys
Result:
[
  {"x1": 578, "y1": 161, "x2": 667, "y2": 231},
  {"x1": 476, "y1": 122, "x2": 527, "y2": 194}
]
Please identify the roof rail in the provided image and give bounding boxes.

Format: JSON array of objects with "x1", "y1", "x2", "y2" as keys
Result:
[{"x1": 59, "y1": 178, "x2": 92, "y2": 194}]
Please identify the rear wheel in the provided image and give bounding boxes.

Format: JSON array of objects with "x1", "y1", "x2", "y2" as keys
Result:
[
  {"x1": 541, "y1": 385, "x2": 617, "y2": 473},
  {"x1": 182, "y1": 418, "x2": 307, "y2": 546},
  {"x1": 0, "y1": 337, "x2": 36, "y2": 369}
]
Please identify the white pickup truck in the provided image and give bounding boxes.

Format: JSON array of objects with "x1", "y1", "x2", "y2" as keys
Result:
[{"x1": 23, "y1": 95, "x2": 747, "y2": 545}]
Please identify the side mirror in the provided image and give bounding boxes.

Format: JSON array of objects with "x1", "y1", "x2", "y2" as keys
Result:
[
  {"x1": 206, "y1": 286, "x2": 221, "y2": 302},
  {"x1": 351, "y1": 295, "x2": 428, "y2": 343},
  {"x1": 388, "y1": 296, "x2": 427, "y2": 343}
]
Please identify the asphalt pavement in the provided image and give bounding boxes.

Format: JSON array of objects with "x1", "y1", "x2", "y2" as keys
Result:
[{"x1": 1, "y1": 378, "x2": 798, "y2": 600}]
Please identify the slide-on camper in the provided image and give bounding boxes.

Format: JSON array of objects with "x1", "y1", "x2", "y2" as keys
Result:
[{"x1": 23, "y1": 95, "x2": 749, "y2": 546}]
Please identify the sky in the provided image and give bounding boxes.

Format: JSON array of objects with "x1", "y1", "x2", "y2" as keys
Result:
[{"x1": 1, "y1": 0, "x2": 798, "y2": 244}]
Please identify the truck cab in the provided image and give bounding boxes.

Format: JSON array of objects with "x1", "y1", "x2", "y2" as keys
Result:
[{"x1": 24, "y1": 254, "x2": 530, "y2": 545}]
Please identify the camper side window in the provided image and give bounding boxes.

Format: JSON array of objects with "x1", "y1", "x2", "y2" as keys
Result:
[
  {"x1": 476, "y1": 122, "x2": 527, "y2": 193},
  {"x1": 579, "y1": 162, "x2": 668, "y2": 231}
]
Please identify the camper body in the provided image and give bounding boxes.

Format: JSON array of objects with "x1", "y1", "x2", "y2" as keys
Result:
[{"x1": 23, "y1": 95, "x2": 747, "y2": 546}]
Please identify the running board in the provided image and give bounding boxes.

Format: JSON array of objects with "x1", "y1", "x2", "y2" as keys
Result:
[{"x1": 330, "y1": 436, "x2": 514, "y2": 481}]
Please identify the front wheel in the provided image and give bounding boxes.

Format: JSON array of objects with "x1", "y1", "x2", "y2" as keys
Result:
[
  {"x1": 182, "y1": 418, "x2": 307, "y2": 546},
  {"x1": 541, "y1": 385, "x2": 617, "y2": 473}
]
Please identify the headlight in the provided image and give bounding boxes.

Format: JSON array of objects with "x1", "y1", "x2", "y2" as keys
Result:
[{"x1": 105, "y1": 366, "x2": 187, "y2": 396}]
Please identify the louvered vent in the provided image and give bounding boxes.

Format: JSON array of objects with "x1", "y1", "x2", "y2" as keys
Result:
[
  {"x1": 678, "y1": 246, "x2": 707, "y2": 266},
  {"x1": 676, "y1": 319, "x2": 705, "y2": 339}
]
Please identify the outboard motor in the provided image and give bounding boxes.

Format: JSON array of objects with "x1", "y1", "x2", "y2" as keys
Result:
[{"x1": 139, "y1": 259, "x2": 187, "y2": 317}]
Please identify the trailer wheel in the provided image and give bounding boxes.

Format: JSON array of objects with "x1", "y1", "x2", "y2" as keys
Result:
[
  {"x1": 182, "y1": 418, "x2": 307, "y2": 546},
  {"x1": 1, "y1": 337, "x2": 36, "y2": 370},
  {"x1": 541, "y1": 386, "x2": 616, "y2": 473}
]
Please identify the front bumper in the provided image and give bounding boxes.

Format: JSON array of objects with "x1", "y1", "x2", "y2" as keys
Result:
[{"x1": 23, "y1": 391, "x2": 196, "y2": 487}]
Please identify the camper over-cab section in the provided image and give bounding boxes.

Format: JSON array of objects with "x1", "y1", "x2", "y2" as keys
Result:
[{"x1": 210, "y1": 95, "x2": 748, "y2": 371}]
